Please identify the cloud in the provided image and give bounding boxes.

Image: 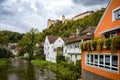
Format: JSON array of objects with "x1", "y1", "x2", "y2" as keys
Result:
[
  {"x1": 71, "y1": 0, "x2": 110, "y2": 6},
  {"x1": 0, "y1": 0, "x2": 6, "y2": 3},
  {"x1": 0, "y1": 0, "x2": 109, "y2": 33}
]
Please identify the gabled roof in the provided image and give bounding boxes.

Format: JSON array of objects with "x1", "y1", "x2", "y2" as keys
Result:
[
  {"x1": 47, "y1": 36, "x2": 69, "y2": 44},
  {"x1": 94, "y1": 0, "x2": 120, "y2": 38},
  {"x1": 47, "y1": 36, "x2": 59, "y2": 44},
  {"x1": 80, "y1": 26, "x2": 96, "y2": 35},
  {"x1": 66, "y1": 35, "x2": 92, "y2": 44},
  {"x1": 61, "y1": 37, "x2": 69, "y2": 42},
  {"x1": 66, "y1": 26, "x2": 95, "y2": 44}
]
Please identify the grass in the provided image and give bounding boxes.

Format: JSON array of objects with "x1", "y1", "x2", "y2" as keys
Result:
[
  {"x1": 31, "y1": 59, "x2": 80, "y2": 80},
  {"x1": 0, "y1": 58, "x2": 10, "y2": 66}
]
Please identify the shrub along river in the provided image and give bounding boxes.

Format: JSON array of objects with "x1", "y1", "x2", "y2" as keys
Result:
[{"x1": 0, "y1": 58, "x2": 62, "y2": 80}]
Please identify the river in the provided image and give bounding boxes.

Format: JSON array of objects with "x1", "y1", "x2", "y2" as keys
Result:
[{"x1": 0, "y1": 58, "x2": 62, "y2": 80}]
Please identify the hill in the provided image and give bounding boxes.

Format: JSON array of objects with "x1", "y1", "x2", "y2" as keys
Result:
[
  {"x1": 33, "y1": 8, "x2": 105, "y2": 42},
  {"x1": 0, "y1": 30, "x2": 24, "y2": 45}
]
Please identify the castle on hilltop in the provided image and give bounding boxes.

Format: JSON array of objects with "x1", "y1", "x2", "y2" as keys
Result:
[
  {"x1": 47, "y1": 11, "x2": 93, "y2": 28},
  {"x1": 47, "y1": 15, "x2": 70, "y2": 28}
]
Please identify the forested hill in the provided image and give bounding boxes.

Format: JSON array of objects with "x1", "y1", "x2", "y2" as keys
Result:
[
  {"x1": 38, "y1": 8, "x2": 105, "y2": 42},
  {"x1": 0, "y1": 30, "x2": 24, "y2": 45}
]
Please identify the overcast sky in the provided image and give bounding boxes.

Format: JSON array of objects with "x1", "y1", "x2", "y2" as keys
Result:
[{"x1": 0, "y1": 0, "x2": 110, "y2": 33}]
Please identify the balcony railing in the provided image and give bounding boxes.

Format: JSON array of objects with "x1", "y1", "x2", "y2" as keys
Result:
[
  {"x1": 80, "y1": 36, "x2": 120, "y2": 52},
  {"x1": 67, "y1": 48, "x2": 81, "y2": 53}
]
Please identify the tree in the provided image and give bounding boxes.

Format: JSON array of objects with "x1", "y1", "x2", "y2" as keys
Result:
[
  {"x1": 37, "y1": 8, "x2": 105, "y2": 41},
  {"x1": 0, "y1": 45, "x2": 11, "y2": 58},
  {"x1": 18, "y1": 28, "x2": 39, "y2": 60}
]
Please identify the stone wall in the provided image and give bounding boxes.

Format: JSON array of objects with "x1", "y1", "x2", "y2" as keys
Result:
[{"x1": 82, "y1": 69, "x2": 112, "y2": 80}]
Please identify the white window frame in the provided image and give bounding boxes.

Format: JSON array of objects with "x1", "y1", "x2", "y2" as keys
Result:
[
  {"x1": 85, "y1": 53, "x2": 119, "y2": 73},
  {"x1": 112, "y1": 6, "x2": 120, "y2": 21}
]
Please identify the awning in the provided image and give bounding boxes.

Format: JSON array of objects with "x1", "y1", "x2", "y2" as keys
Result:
[{"x1": 99, "y1": 26, "x2": 120, "y2": 34}]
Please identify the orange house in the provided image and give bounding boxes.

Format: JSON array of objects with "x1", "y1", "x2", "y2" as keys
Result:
[
  {"x1": 82, "y1": 0, "x2": 120, "y2": 80},
  {"x1": 94, "y1": 0, "x2": 120, "y2": 38}
]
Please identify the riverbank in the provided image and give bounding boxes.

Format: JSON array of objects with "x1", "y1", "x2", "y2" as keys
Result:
[
  {"x1": 31, "y1": 60, "x2": 81, "y2": 80},
  {"x1": 0, "y1": 58, "x2": 10, "y2": 66}
]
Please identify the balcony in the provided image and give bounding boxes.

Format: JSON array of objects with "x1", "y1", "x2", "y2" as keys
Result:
[
  {"x1": 67, "y1": 48, "x2": 81, "y2": 54},
  {"x1": 80, "y1": 36, "x2": 120, "y2": 52}
]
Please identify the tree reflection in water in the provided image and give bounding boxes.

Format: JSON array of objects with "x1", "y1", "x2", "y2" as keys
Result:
[{"x1": 0, "y1": 58, "x2": 64, "y2": 80}]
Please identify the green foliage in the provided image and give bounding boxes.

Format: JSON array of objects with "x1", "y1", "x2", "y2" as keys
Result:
[
  {"x1": 33, "y1": 50, "x2": 45, "y2": 60},
  {"x1": 37, "y1": 8, "x2": 105, "y2": 41},
  {"x1": 0, "y1": 30, "x2": 24, "y2": 44},
  {"x1": 56, "y1": 52, "x2": 65, "y2": 63},
  {"x1": 96, "y1": 39, "x2": 104, "y2": 51},
  {"x1": 112, "y1": 36, "x2": 120, "y2": 49},
  {"x1": 18, "y1": 28, "x2": 39, "y2": 60},
  {"x1": 81, "y1": 36, "x2": 120, "y2": 52},
  {"x1": 0, "y1": 58, "x2": 10, "y2": 66},
  {"x1": 31, "y1": 60, "x2": 81, "y2": 80},
  {"x1": 0, "y1": 45, "x2": 11, "y2": 58}
]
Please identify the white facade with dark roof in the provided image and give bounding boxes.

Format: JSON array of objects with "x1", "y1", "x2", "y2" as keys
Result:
[
  {"x1": 63, "y1": 26, "x2": 96, "y2": 64},
  {"x1": 44, "y1": 36, "x2": 68, "y2": 63}
]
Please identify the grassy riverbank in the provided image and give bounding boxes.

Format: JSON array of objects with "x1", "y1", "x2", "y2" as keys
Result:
[
  {"x1": 31, "y1": 60, "x2": 81, "y2": 80},
  {"x1": 0, "y1": 58, "x2": 10, "y2": 66}
]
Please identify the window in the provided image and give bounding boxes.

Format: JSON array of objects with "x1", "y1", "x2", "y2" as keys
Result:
[
  {"x1": 114, "y1": 9, "x2": 120, "y2": 20},
  {"x1": 99, "y1": 55, "x2": 104, "y2": 67},
  {"x1": 86, "y1": 54, "x2": 119, "y2": 72},
  {"x1": 112, "y1": 55, "x2": 118, "y2": 71},
  {"x1": 90, "y1": 54, "x2": 93, "y2": 65},
  {"x1": 110, "y1": 31, "x2": 117, "y2": 37},
  {"x1": 86, "y1": 54, "x2": 89, "y2": 64},
  {"x1": 105, "y1": 55, "x2": 110, "y2": 69},
  {"x1": 104, "y1": 31, "x2": 117, "y2": 38},
  {"x1": 113, "y1": 7, "x2": 120, "y2": 21},
  {"x1": 94, "y1": 55, "x2": 98, "y2": 66}
]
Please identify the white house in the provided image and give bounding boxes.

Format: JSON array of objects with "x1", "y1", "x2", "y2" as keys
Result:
[
  {"x1": 64, "y1": 26, "x2": 96, "y2": 64},
  {"x1": 64, "y1": 38, "x2": 82, "y2": 64},
  {"x1": 44, "y1": 36, "x2": 69, "y2": 63},
  {"x1": 8, "y1": 43, "x2": 19, "y2": 56}
]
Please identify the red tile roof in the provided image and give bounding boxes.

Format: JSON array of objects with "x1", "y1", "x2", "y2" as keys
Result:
[
  {"x1": 47, "y1": 36, "x2": 69, "y2": 43},
  {"x1": 47, "y1": 36, "x2": 59, "y2": 43},
  {"x1": 61, "y1": 37, "x2": 69, "y2": 42}
]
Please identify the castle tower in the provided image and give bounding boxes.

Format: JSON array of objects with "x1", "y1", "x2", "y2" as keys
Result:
[
  {"x1": 62, "y1": 15, "x2": 65, "y2": 23},
  {"x1": 47, "y1": 19, "x2": 56, "y2": 28},
  {"x1": 47, "y1": 19, "x2": 51, "y2": 28}
]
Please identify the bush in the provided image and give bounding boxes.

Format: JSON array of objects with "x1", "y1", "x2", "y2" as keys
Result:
[
  {"x1": 0, "y1": 45, "x2": 11, "y2": 58},
  {"x1": 81, "y1": 36, "x2": 120, "y2": 52},
  {"x1": 31, "y1": 60, "x2": 81, "y2": 80},
  {"x1": 56, "y1": 52, "x2": 65, "y2": 63}
]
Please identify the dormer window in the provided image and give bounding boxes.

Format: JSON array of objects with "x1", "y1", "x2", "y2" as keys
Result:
[{"x1": 113, "y1": 7, "x2": 120, "y2": 21}]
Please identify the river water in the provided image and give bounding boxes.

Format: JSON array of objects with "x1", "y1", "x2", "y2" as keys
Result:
[{"x1": 0, "y1": 58, "x2": 62, "y2": 80}]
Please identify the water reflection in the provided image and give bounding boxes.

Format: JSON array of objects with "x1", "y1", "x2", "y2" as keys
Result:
[{"x1": 0, "y1": 58, "x2": 62, "y2": 80}]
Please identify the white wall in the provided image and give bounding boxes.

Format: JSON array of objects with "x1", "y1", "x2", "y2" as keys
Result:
[
  {"x1": 44, "y1": 37, "x2": 66, "y2": 63},
  {"x1": 64, "y1": 42, "x2": 81, "y2": 64},
  {"x1": 53, "y1": 37, "x2": 65, "y2": 49}
]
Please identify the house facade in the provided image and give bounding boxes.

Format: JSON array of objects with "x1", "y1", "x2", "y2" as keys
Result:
[
  {"x1": 44, "y1": 36, "x2": 68, "y2": 63},
  {"x1": 64, "y1": 26, "x2": 95, "y2": 64},
  {"x1": 72, "y1": 11, "x2": 94, "y2": 20},
  {"x1": 8, "y1": 43, "x2": 18, "y2": 56},
  {"x1": 65, "y1": 38, "x2": 82, "y2": 64},
  {"x1": 82, "y1": 0, "x2": 120, "y2": 80}
]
